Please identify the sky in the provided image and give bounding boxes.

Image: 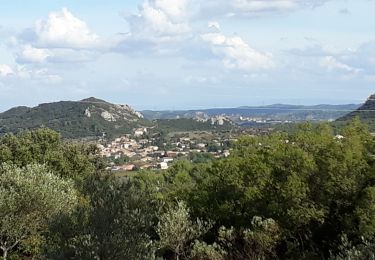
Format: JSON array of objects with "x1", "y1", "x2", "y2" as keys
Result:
[{"x1": 0, "y1": 0, "x2": 375, "y2": 111}]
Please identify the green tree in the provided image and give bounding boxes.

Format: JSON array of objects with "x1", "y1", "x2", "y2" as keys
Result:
[
  {"x1": 355, "y1": 187, "x2": 375, "y2": 239},
  {"x1": 329, "y1": 234, "x2": 375, "y2": 260},
  {"x1": 45, "y1": 174, "x2": 156, "y2": 260},
  {"x1": 0, "y1": 129, "x2": 103, "y2": 189},
  {"x1": 156, "y1": 201, "x2": 212, "y2": 260},
  {"x1": 0, "y1": 163, "x2": 77, "y2": 259},
  {"x1": 216, "y1": 216, "x2": 281, "y2": 260},
  {"x1": 187, "y1": 119, "x2": 375, "y2": 258}
]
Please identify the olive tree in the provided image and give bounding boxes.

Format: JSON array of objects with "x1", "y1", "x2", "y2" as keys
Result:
[
  {"x1": 45, "y1": 175, "x2": 156, "y2": 260},
  {"x1": 157, "y1": 201, "x2": 212, "y2": 259},
  {"x1": 0, "y1": 163, "x2": 77, "y2": 259}
]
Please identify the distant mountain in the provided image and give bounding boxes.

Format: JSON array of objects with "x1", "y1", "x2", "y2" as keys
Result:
[
  {"x1": 0, "y1": 98, "x2": 150, "y2": 139},
  {"x1": 337, "y1": 94, "x2": 375, "y2": 129},
  {"x1": 142, "y1": 104, "x2": 360, "y2": 122}
]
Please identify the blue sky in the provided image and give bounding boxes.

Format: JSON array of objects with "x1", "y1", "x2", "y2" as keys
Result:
[{"x1": 1, "y1": 0, "x2": 375, "y2": 111}]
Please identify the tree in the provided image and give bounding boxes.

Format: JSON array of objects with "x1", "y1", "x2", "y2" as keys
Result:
[
  {"x1": 0, "y1": 128, "x2": 60, "y2": 168},
  {"x1": 45, "y1": 174, "x2": 156, "y2": 260},
  {"x1": 215, "y1": 216, "x2": 281, "y2": 260},
  {"x1": 0, "y1": 163, "x2": 77, "y2": 259},
  {"x1": 156, "y1": 201, "x2": 212, "y2": 260},
  {"x1": 355, "y1": 187, "x2": 375, "y2": 239},
  {"x1": 329, "y1": 234, "x2": 375, "y2": 260},
  {"x1": 0, "y1": 129, "x2": 104, "y2": 189},
  {"x1": 187, "y1": 120, "x2": 375, "y2": 258}
]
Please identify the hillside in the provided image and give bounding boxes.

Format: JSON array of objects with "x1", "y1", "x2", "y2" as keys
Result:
[
  {"x1": 0, "y1": 97, "x2": 151, "y2": 139},
  {"x1": 337, "y1": 94, "x2": 375, "y2": 130}
]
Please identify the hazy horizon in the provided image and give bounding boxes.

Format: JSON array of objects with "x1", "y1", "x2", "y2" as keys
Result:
[{"x1": 0, "y1": 95, "x2": 363, "y2": 114}]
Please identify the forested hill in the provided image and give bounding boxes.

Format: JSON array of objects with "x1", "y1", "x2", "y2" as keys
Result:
[
  {"x1": 0, "y1": 97, "x2": 150, "y2": 139},
  {"x1": 337, "y1": 94, "x2": 375, "y2": 130}
]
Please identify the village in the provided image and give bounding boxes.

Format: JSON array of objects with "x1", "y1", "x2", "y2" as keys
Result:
[{"x1": 98, "y1": 127, "x2": 233, "y2": 172}]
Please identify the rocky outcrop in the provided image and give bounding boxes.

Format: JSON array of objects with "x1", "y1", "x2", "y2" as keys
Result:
[
  {"x1": 210, "y1": 115, "x2": 230, "y2": 125},
  {"x1": 116, "y1": 104, "x2": 144, "y2": 119},
  {"x1": 84, "y1": 108, "x2": 91, "y2": 118},
  {"x1": 101, "y1": 111, "x2": 116, "y2": 122}
]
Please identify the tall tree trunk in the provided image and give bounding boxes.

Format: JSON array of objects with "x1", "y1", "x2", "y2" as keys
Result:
[{"x1": 3, "y1": 248, "x2": 8, "y2": 260}]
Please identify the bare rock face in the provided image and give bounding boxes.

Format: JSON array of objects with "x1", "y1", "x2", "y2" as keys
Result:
[
  {"x1": 84, "y1": 108, "x2": 91, "y2": 118},
  {"x1": 210, "y1": 115, "x2": 227, "y2": 125},
  {"x1": 134, "y1": 111, "x2": 144, "y2": 119},
  {"x1": 82, "y1": 99, "x2": 144, "y2": 123},
  {"x1": 101, "y1": 111, "x2": 116, "y2": 122},
  {"x1": 194, "y1": 112, "x2": 210, "y2": 122},
  {"x1": 116, "y1": 104, "x2": 144, "y2": 119}
]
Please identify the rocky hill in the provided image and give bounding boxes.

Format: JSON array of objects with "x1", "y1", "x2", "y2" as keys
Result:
[
  {"x1": 0, "y1": 97, "x2": 150, "y2": 139},
  {"x1": 337, "y1": 94, "x2": 375, "y2": 130}
]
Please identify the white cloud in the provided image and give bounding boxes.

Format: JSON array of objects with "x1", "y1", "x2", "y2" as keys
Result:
[
  {"x1": 321, "y1": 56, "x2": 361, "y2": 74},
  {"x1": 11, "y1": 8, "x2": 108, "y2": 64},
  {"x1": 288, "y1": 42, "x2": 375, "y2": 77},
  {"x1": 117, "y1": 0, "x2": 331, "y2": 59},
  {"x1": 0, "y1": 63, "x2": 61, "y2": 83},
  {"x1": 200, "y1": 0, "x2": 329, "y2": 17},
  {"x1": 121, "y1": 0, "x2": 330, "y2": 45},
  {"x1": 0, "y1": 64, "x2": 14, "y2": 77},
  {"x1": 201, "y1": 29, "x2": 274, "y2": 71},
  {"x1": 342, "y1": 42, "x2": 375, "y2": 73},
  {"x1": 123, "y1": 0, "x2": 191, "y2": 43},
  {"x1": 16, "y1": 45, "x2": 51, "y2": 63},
  {"x1": 115, "y1": 0, "x2": 194, "y2": 55},
  {"x1": 18, "y1": 67, "x2": 62, "y2": 84},
  {"x1": 153, "y1": 0, "x2": 191, "y2": 19},
  {"x1": 232, "y1": 0, "x2": 297, "y2": 12},
  {"x1": 30, "y1": 8, "x2": 101, "y2": 49}
]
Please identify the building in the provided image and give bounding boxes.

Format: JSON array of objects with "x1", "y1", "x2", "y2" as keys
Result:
[{"x1": 158, "y1": 162, "x2": 169, "y2": 170}]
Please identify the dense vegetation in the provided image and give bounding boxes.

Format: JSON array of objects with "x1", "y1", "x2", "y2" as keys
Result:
[{"x1": 0, "y1": 119, "x2": 375, "y2": 259}]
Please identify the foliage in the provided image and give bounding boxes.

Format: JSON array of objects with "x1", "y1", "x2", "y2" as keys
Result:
[
  {"x1": 1, "y1": 118, "x2": 375, "y2": 259},
  {"x1": 0, "y1": 163, "x2": 77, "y2": 259},
  {"x1": 190, "y1": 241, "x2": 226, "y2": 260},
  {"x1": 0, "y1": 128, "x2": 104, "y2": 188},
  {"x1": 45, "y1": 174, "x2": 157, "y2": 260},
  {"x1": 185, "y1": 119, "x2": 375, "y2": 258},
  {"x1": 329, "y1": 234, "x2": 375, "y2": 260},
  {"x1": 189, "y1": 152, "x2": 214, "y2": 164},
  {"x1": 355, "y1": 187, "x2": 375, "y2": 239},
  {"x1": 156, "y1": 201, "x2": 213, "y2": 259},
  {"x1": 215, "y1": 216, "x2": 281, "y2": 260}
]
